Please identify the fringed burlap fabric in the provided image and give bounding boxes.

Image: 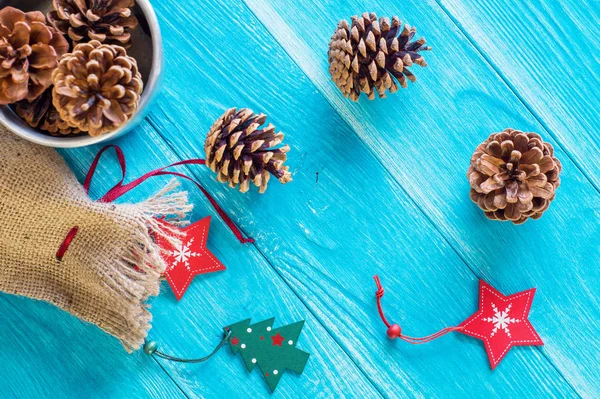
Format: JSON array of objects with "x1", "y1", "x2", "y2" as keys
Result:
[{"x1": 0, "y1": 126, "x2": 191, "y2": 351}]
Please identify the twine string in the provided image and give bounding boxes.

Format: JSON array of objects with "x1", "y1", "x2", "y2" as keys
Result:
[
  {"x1": 399, "y1": 326, "x2": 464, "y2": 344},
  {"x1": 373, "y1": 275, "x2": 463, "y2": 343},
  {"x1": 145, "y1": 329, "x2": 231, "y2": 363}
]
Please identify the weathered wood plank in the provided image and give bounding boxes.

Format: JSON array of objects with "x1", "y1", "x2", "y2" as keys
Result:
[
  {"x1": 3, "y1": 0, "x2": 596, "y2": 397},
  {"x1": 56, "y1": 123, "x2": 382, "y2": 399},
  {"x1": 435, "y1": 1, "x2": 600, "y2": 393},
  {"x1": 139, "y1": 0, "x2": 582, "y2": 397},
  {"x1": 0, "y1": 294, "x2": 187, "y2": 398},
  {"x1": 237, "y1": 0, "x2": 600, "y2": 396},
  {"x1": 438, "y1": 0, "x2": 600, "y2": 190}
]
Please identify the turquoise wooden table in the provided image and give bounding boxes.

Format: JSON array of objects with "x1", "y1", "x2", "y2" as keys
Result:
[{"x1": 1, "y1": 0, "x2": 599, "y2": 397}]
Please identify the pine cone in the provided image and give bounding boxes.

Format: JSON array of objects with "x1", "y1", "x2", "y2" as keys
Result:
[
  {"x1": 51, "y1": 40, "x2": 143, "y2": 137},
  {"x1": 205, "y1": 108, "x2": 292, "y2": 193},
  {"x1": 468, "y1": 129, "x2": 562, "y2": 224},
  {"x1": 48, "y1": 0, "x2": 138, "y2": 49},
  {"x1": 14, "y1": 88, "x2": 81, "y2": 136},
  {"x1": 328, "y1": 12, "x2": 431, "y2": 101},
  {"x1": 0, "y1": 7, "x2": 69, "y2": 104}
]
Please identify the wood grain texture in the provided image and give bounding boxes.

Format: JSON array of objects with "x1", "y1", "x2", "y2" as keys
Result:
[
  {"x1": 237, "y1": 0, "x2": 600, "y2": 396},
  {"x1": 434, "y1": 0, "x2": 600, "y2": 392},
  {"x1": 133, "y1": 0, "x2": 585, "y2": 396},
  {"x1": 0, "y1": 0, "x2": 598, "y2": 397},
  {"x1": 56, "y1": 124, "x2": 381, "y2": 399},
  {"x1": 438, "y1": 0, "x2": 600, "y2": 190},
  {"x1": 0, "y1": 295, "x2": 187, "y2": 399}
]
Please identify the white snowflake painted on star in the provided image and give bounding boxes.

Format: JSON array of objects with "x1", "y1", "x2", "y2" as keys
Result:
[
  {"x1": 168, "y1": 236, "x2": 202, "y2": 271},
  {"x1": 483, "y1": 303, "x2": 521, "y2": 337}
]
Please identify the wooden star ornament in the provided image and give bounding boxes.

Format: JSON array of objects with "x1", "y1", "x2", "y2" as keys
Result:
[
  {"x1": 374, "y1": 276, "x2": 543, "y2": 370},
  {"x1": 154, "y1": 217, "x2": 225, "y2": 300},
  {"x1": 459, "y1": 280, "x2": 543, "y2": 369}
]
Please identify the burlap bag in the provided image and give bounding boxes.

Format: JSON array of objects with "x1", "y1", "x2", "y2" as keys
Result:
[{"x1": 0, "y1": 126, "x2": 191, "y2": 351}]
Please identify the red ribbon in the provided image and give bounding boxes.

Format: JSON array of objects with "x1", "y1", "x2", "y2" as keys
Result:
[
  {"x1": 57, "y1": 145, "x2": 254, "y2": 260},
  {"x1": 55, "y1": 226, "x2": 79, "y2": 261},
  {"x1": 373, "y1": 275, "x2": 462, "y2": 343}
]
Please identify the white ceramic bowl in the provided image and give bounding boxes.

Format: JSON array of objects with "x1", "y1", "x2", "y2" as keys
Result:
[{"x1": 0, "y1": 0, "x2": 163, "y2": 148}]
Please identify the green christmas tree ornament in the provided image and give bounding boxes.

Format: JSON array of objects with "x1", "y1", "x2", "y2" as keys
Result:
[
  {"x1": 143, "y1": 317, "x2": 310, "y2": 393},
  {"x1": 225, "y1": 318, "x2": 310, "y2": 392}
]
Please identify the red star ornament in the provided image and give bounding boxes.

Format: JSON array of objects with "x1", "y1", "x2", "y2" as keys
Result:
[
  {"x1": 154, "y1": 217, "x2": 226, "y2": 300},
  {"x1": 459, "y1": 280, "x2": 543, "y2": 369}
]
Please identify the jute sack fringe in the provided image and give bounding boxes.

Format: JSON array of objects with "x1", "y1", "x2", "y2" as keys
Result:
[{"x1": 0, "y1": 127, "x2": 192, "y2": 351}]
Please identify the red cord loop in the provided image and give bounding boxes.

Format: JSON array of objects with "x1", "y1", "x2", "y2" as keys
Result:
[
  {"x1": 375, "y1": 281, "x2": 385, "y2": 299},
  {"x1": 373, "y1": 275, "x2": 462, "y2": 342},
  {"x1": 373, "y1": 275, "x2": 392, "y2": 328},
  {"x1": 56, "y1": 227, "x2": 79, "y2": 261},
  {"x1": 57, "y1": 145, "x2": 254, "y2": 261}
]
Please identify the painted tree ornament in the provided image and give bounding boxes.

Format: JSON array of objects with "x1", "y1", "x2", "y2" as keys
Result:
[
  {"x1": 154, "y1": 217, "x2": 226, "y2": 300},
  {"x1": 144, "y1": 318, "x2": 310, "y2": 393},
  {"x1": 374, "y1": 276, "x2": 543, "y2": 369},
  {"x1": 226, "y1": 318, "x2": 310, "y2": 392}
]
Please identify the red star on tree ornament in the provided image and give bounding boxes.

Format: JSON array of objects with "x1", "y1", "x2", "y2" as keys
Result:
[
  {"x1": 459, "y1": 280, "x2": 543, "y2": 369},
  {"x1": 271, "y1": 332, "x2": 284, "y2": 346},
  {"x1": 154, "y1": 217, "x2": 226, "y2": 300}
]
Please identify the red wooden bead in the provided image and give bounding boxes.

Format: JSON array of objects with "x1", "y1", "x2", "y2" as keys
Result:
[{"x1": 386, "y1": 324, "x2": 402, "y2": 339}]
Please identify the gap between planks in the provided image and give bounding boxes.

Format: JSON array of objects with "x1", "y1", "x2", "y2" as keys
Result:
[
  {"x1": 152, "y1": 354, "x2": 192, "y2": 399},
  {"x1": 234, "y1": 0, "x2": 585, "y2": 397},
  {"x1": 0, "y1": 295, "x2": 189, "y2": 399},
  {"x1": 433, "y1": 0, "x2": 600, "y2": 196},
  {"x1": 430, "y1": 3, "x2": 588, "y2": 396}
]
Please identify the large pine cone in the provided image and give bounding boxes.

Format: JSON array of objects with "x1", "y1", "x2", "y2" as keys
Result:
[
  {"x1": 328, "y1": 12, "x2": 431, "y2": 101},
  {"x1": 51, "y1": 40, "x2": 143, "y2": 137},
  {"x1": 0, "y1": 7, "x2": 69, "y2": 104},
  {"x1": 205, "y1": 108, "x2": 292, "y2": 194},
  {"x1": 14, "y1": 88, "x2": 81, "y2": 136},
  {"x1": 468, "y1": 128, "x2": 562, "y2": 224},
  {"x1": 48, "y1": 0, "x2": 138, "y2": 49}
]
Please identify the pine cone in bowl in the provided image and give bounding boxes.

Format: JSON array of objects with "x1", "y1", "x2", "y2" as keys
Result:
[
  {"x1": 0, "y1": 7, "x2": 69, "y2": 104},
  {"x1": 205, "y1": 108, "x2": 292, "y2": 193},
  {"x1": 328, "y1": 12, "x2": 431, "y2": 101},
  {"x1": 14, "y1": 88, "x2": 81, "y2": 136},
  {"x1": 51, "y1": 40, "x2": 143, "y2": 137},
  {"x1": 48, "y1": 0, "x2": 138, "y2": 49},
  {"x1": 468, "y1": 128, "x2": 562, "y2": 224}
]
